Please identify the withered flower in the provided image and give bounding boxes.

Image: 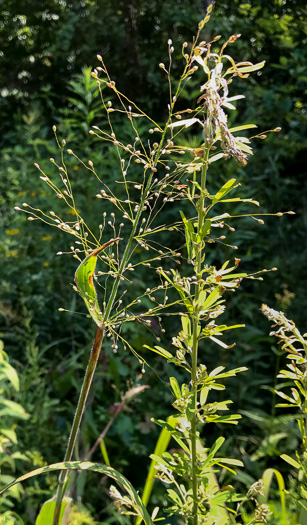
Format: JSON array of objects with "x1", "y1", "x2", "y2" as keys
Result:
[{"x1": 201, "y1": 62, "x2": 248, "y2": 165}]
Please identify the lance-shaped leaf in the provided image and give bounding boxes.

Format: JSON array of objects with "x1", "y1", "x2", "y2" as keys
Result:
[
  {"x1": 212, "y1": 179, "x2": 237, "y2": 205},
  {"x1": 168, "y1": 117, "x2": 201, "y2": 129},
  {"x1": 228, "y1": 123, "x2": 257, "y2": 133},
  {"x1": 74, "y1": 238, "x2": 121, "y2": 327},
  {"x1": 209, "y1": 153, "x2": 225, "y2": 164}
]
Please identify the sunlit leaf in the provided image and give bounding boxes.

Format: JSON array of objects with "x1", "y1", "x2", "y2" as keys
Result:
[
  {"x1": 143, "y1": 345, "x2": 172, "y2": 360},
  {"x1": 212, "y1": 367, "x2": 248, "y2": 380},
  {"x1": 149, "y1": 454, "x2": 169, "y2": 468},
  {"x1": 212, "y1": 179, "x2": 237, "y2": 205},
  {"x1": 226, "y1": 95, "x2": 245, "y2": 102},
  {"x1": 228, "y1": 124, "x2": 257, "y2": 133},
  {"x1": 167, "y1": 488, "x2": 182, "y2": 505},
  {"x1": 74, "y1": 239, "x2": 120, "y2": 327},
  {"x1": 209, "y1": 366, "x2": 225, "y2": 377},
  {"x1": 222, "y1": 101, "x2": 236, "y2": 110},
  {"x1": 200, "y1": 387, "x2": 209, "y2": 407},
  {"x1": 170, "y1": 377, "x2": 181, "y2": 400},
  {"x1": 207, "y1": 436, "x2": 225, "y2": 460},
  {"x1": 35, "y1": 497, "x2": 72, "y2": 525},
  {"x1": 209, "y1": 153, "x2": 225, "y2": 164},
  {"x1": 219, "y1": 197, "x2": 259, "y2": 206},
  {"x1": 275, "y1": 390, "x2": 296, "y2": 404},
  {"x1": 201, "y1": 286, "x2": 223, "y2": 310},
  {"x1": 209, "y1": 336, "x2": 235, "y2": 349},
  {"x1": 235, "y1": 141, "x2": 253, "y2": 154},
  {"x1": 218, "y1": 458, "x2": 244, "y2": 467},
  {"x1": 181, "y1": 316, "x2": 191, "y2": 337},
  {"x1": 168, "y1": 118, "x2": 201, "y2": 129},
  {"x1": 208, "y1": 414, "x2": 241, "y2": 424}
]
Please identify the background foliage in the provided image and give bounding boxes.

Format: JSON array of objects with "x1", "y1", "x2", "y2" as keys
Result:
[{"x1": 0, "y1": 0, "x2": 306, "y2": 522}]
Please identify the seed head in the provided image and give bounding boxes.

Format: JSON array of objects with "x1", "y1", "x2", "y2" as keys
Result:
[
  {"x1": 229, "y1": 34, "x2": 241, "y2": 43},
  {"x1": 255, "y1": 504, "x2": 272, "y2": 522}
]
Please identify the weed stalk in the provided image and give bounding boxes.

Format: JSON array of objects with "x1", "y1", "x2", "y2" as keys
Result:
[{"x1": 191, "y1": 145, "x2": 209, "y2": 523}]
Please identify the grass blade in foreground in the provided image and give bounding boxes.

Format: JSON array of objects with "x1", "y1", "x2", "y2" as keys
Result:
[{"x1": 0, "y1": 461, "x2": 153, "y2": 525}]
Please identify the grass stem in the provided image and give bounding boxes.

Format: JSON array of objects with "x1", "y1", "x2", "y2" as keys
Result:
[{"x1": 52, "y1": 326, "x2": 104, "y2": 525}]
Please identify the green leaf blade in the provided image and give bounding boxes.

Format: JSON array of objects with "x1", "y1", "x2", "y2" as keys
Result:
[{"x1": 0, "y1": 461, "x2": 153, "y2": 525}]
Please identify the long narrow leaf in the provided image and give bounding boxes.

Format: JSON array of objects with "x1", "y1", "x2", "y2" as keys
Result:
[
  {"x1": 212, "y1": 179, "x2": 237, "y2": 205},
  {"x1": 229, "y1": 124, "x2": 257, "y2": 133},
  {"x1": 0, "y1": 461, "x2": 153, "y2": 525}
]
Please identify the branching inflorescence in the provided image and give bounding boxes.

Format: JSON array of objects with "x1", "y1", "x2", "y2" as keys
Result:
[{"x1": 7, "y1": 5, "x2": 296, "y2": 525}]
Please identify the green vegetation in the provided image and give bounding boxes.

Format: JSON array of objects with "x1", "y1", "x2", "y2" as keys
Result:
[{"x1": 0, "y1": 1, "x2": 306, "y2": 523}]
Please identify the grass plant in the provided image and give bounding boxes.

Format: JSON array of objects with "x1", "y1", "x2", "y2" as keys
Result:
[{"x1": 0, "y1": 7, "x2": 297, "y2": 524}]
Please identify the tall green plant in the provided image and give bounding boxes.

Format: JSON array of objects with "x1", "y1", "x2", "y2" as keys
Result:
[
  {"x1": 2, "y1": 7, "x2": 294, "y2": 525},
  {"x1": 261, "y1": 305, "x2": 307, "y2": 521}
]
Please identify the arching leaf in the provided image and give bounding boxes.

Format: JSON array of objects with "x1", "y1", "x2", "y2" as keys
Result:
[{"x1": 0, "y1": 461, "x2": 153, "y2": 525}]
